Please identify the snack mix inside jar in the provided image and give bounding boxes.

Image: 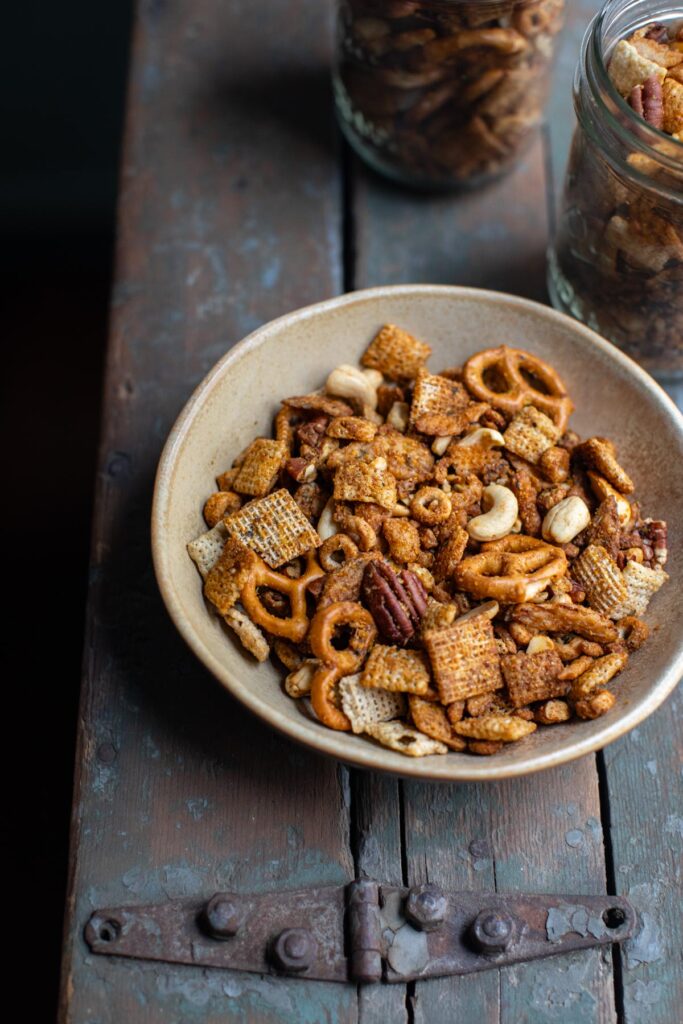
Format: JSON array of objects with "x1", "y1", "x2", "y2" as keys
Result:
[
  {"x1": 333, "y1": 0, "x2": 566, "y2": 189},
  {"x1": 549, "y1": 1, "x2": 683, "y2": 380}
]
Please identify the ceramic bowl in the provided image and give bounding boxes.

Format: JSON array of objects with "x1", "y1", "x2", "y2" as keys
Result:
[{"x1": 152, "y1": 285, "x2": 683, "y2": 781}]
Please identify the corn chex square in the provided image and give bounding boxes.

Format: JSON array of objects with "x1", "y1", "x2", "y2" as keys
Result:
[
  {"x1": 232, "y1": 438, "x2": 287, "y2": 497},
  {"x1": 409, "y1": 368, "x2": 482, "y2": 436},
  {"x1": 424, "y1": 616, "x2": 503, "y2": 703},
  {"x1": 663, "y1": 78, "x2": 683, "y2": 136},
  {"x1": 224, "y1": 488, "x2": 320, "y2": 568},
  {"x1": 361, "y1": 645, "x2": 431, "y2": 694},
  {"x1": 571, "y1": 543, "x2": 628, "y2": 618},
  {"x1": 187, "y1": 522, "x2": 229, "y2": 578},
  {"x1": 616, "y1": 560, "x2": 668, "y2": 618},
  {"x1": 501, "y1": 650, "x2": 567, "y2": 708},
  {"x1": 204, "y1": 536, "x2": 258, "y2": 615},
  {"x1": 364, "y1": 721, "x2": 448, "y2": 757},
  {"x1": 339, "y1": 674, "x2": 406, "y2": 734},
  {"x1": 361, "y1": 324, "x2": 432, "y2": 382},
  {"x1": 408, "y1": 695, "x2": 466, "y2": 751},
  {"x1": 503, "y1": 406, "x2": 560, "y2": 464},
  {"x1": 333, "y1": 457, "x2": 397, "y2": 509}
]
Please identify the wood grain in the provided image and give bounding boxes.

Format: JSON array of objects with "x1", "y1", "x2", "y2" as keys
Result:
[{"x1": 59, "y1": 1, "x2": 356, "y2": 1022}]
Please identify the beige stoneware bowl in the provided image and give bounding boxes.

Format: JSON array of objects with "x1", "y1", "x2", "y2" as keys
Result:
[{"x1": 152, "y1": 285, "x2": 683, "y2": 781}]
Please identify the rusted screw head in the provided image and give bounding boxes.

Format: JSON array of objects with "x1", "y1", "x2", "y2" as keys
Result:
[
  {"x1": 405, "y1": 884, "x2": 448, "y2": 932},
  {"x1": 203, "y1": 894, "x2": 242, "y2": 939},
  {"x1": 471, "y1": 909, "x2": 516, "y2": 954},
  {"x1": 272, "y1": 928, "x2": 317, "y2": 973}
]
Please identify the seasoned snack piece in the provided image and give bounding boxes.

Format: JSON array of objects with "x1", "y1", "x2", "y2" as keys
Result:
[
  {"x1": 410, "y1": 368, "x2": 487, "y2": 436},
  {"x1": 284, "y1": 393, "x2": 353, "y2": 418},
  {"x1": 203, "y1": 490, "x2": 243, "y2": 527},
  {"x1": 616, "y1": 561, "x2": 668, "y2": 617},
  {"x1": 311, "y1": 664, "x2": 351, "y2": 732},
  {"x1": 327, "y1": 416, "x2": 378, "y2": 442},
  {"x1": 188, "y1": 522, "x2": 228, "y2": 578},
  {"x1": 364, "y1": 721, "x2": 448, "y2": 758},
  {"x1": 572, "y1": 544, "x2": 629, "y2": 618},
  {"x1": 574, "y1": 690, "x2": 617, "y2": 719},
  {"x1": 511, "y1": 602, "x2": 618, "y2": 644},
  {"x1": 334, "y1": 457, "x2": 397, "y2": 509},
  {"x1": 408, "y1": 696, "x2": 467, "y2": 752},
  {"x1": 500, "y1": 649, "x2": 567, "y2": 708},
  {"x1": 241, "y1": 550, "x2": 324, "y2": 642},
  {"x1": 576, "y1": 438, "x2": 634, "y2": 495},
  {"x1": 463, "y1": 346, "x2": 574, "y2": 432},
  {"x1": 534, "y1": 700, "x2": 572, "y2": 725},
  {"x1": 224, "y1": 607, "x2": 269, "y2": 662},
  {"x1": 433, "y1": 527, "x2": 469, "y2": 581},
  {"x1": 424, "y1": 615, "x2": 503, "y2": 703},
  {"x1": 204, "y1": 537, "x2": 258, "y2": 616},
  {"x1": 232, "y1": 438, "x2": 287, "y2": 497},
  {"x1": 361, "y1": 324, "x2": 432, "y2": 382},
  {"x1": 318, "y1": 552, "x2": 381, "y2": 609},
  {"x1": 340, "y1": 674, "x2": 406, "y2": 735},
  {"x1": 570, "y1": 651, "x2": 629, "y2": 700},
  {"x1": 453, "y1": 716, "x2": 537, "y2": 742},
  {"x1": 310, "y1": 602, "x2": 377, "y2": 675},
  {"x1": 383, "y1": 518, "x2": 421, "y2": 564},
  {"x1": 225, "y1": 489, "x2": 321, "y2": 568},
  {"x1": 361, "y1": 645, "x2": 431, "y2": 696},
  {"x1": 468, "y1": 740, "x2": 505, "y2": 756},
  {"x1": 503, "y1": 406, "x2": 560, "y2": 464},
  {"x1": 456, "y1": 535, "x2": 566, "y2": 603}
]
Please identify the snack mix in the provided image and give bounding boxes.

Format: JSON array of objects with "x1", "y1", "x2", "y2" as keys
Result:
[
  {"x1": 189, "y1": 326, "x2": 669, "y2": 758},
  {"x1": 333, "y1": 0, "x2": 565, "y2": 187},
  {"x1": 551, "y1": 18, "x2": 683, "y2": 374}
]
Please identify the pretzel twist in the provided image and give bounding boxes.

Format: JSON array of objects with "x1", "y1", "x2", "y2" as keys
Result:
[
  {"x1": 241, "y1": 549, "x2": 324, "y2": 642},
  {"x1": 455, "y1": 535, "x2": 567, "y2": 603},
  {"x1": 463, "y1": 346, "x2": 573, "y2": 433},
  {"x1": 310, "y1": 665, "x2": 350, "y2": 731}
]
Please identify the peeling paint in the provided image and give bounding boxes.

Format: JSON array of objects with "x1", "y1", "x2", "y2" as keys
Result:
[
  {"x1": 564, "y1": 829, "x2": 584, "y2": 849},
  {"x1": 627, "y1": 978, "x2": 663, "y2": 1004},
  {"x1": 546, "y1": 904, "x2": 606, "y2": 943},
  {"x1": 664, "y1": 814, "x2": 683, "y2": 839},
  {"x1": 624, "y1": 911, "x2": 664, "y2": 970}
]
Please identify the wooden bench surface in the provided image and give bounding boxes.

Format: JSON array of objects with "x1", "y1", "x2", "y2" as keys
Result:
[{"x1": 59, "y1": 2, "x2": 682, "y2": 1021}]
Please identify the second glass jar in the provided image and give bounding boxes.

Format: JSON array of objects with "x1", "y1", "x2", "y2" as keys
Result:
[{"x1": 333, "y1": 0, "x2": 566, "y2": 189}]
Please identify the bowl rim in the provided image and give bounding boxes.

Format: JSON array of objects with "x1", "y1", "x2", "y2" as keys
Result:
[{"x1": 152, "y1": 284, "x2": 683, "y2": 782}]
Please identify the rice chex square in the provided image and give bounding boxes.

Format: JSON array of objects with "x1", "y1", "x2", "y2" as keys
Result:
[{"x1": 224, "y1": 488, "x2": 320, "y2": 568}]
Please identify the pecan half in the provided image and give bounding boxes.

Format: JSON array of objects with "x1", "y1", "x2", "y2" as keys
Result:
[
  {"x1": 642, "y1": 74, "x2": 664, "y2": 130},
  {"x1": 362, "y1": 561, "x2": 427, "y2": 645}
]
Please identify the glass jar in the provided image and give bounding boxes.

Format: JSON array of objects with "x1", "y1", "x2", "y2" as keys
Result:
[
  {"x1": 333, "y1": 0, "x2": 566, "y2": 189},
  {"x1": 548, "y1": 1, "x2": 683, "y2": 381}
]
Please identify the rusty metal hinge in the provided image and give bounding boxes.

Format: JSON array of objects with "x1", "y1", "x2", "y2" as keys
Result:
[{"x1": 85, "y1": 880, "x2": 635, "y2": 984}]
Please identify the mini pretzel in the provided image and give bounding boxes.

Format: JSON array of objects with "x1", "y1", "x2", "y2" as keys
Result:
[
  {"x1": 463, "y1": 346, "x2": 574, "y2": 433},
  {"x1": 309, "y1": 601, "x2": 377, "y2": 675},
  {"x1": 241, "y1": 549, "x2": 324, "y2": 642},
  {"x1": 311, "y1": 664, "x2": 351, "y2": 731},
  {"x1": 319, "y1": 534, "x2": 359, "y2": 572},
  {"x1": 456, "y1": 535, "x2": 566, "y2": 602},
  {"x1": 410, "y1": 487, "x2": 452, "y2": 525}
]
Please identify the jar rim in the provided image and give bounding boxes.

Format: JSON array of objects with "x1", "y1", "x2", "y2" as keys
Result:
[{"x1": 579, "y1": 1, "x2": 683, "y2": 182}]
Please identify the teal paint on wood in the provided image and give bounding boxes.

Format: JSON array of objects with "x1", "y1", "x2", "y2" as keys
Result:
[
  {"x1": 603, "y1": 686, "x2": 683, "y2": 1023},
  {"x1": 60, "y1": 1, "x2": 357, "y2": 1021}
]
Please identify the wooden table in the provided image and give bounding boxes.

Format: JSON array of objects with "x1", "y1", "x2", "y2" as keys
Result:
[{"x1": 60, "y1": 3, "x2": 682, "y2": 1021}]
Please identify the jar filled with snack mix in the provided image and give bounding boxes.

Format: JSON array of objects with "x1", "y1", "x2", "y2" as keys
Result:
[
  {"x1": 333, "y1": 0, "x2": 566, "y2": 189},
  {"x1": 548, "y1": 1, "x2": 683, "y2": 380}
]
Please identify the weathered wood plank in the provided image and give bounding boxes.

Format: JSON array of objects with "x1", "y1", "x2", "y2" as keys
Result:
[
  {"x1": 351, "y1": 6, "x2": 614, "y2": 1019},
  {"x1": 59, "y1": 1, "x2": 356, "y2": 1021},
  {"x1": 602, "y1": 688, "x2": 683, "y2": 1022}
]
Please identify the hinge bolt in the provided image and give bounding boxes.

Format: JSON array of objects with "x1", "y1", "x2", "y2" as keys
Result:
[
  {"x1": 202, "y1": 894, "x2": 243, "y2": 939},
  {"x1": 272, "y1": 928, "x2": 317, "y2": 973},
  {"x1": 470, "y1": 909, "x2": 516, "y2": 954},
  {"x1": 405, "y1": 884, "x2": 448, "y2": 932}
]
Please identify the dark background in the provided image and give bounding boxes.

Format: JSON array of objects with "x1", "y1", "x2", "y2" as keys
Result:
[{"x1": 3, "y1": 3, "x2": 132, "y2": 1014}]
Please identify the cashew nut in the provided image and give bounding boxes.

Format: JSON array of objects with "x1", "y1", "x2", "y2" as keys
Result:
[
  {"x1": 316, "y1": 498, "x2": 338, "y2": 542},
  {"x1": 456, "y1": 427, "x2": 505, "y2": 448},
  {"x1": 466, "y1": 484, "x2": 518, "y2": 542},
  {"x1": 326, "y1": 364, "x2": 378, "y2": 411},
  {"x1": 456, "y1": 600, "x2": 499, "y2": 623},
  {"x1": 431, "y1": 435, "x2": 452, "y2": 455},
  {"x1": 526, "y1": 635, "x2": 555, "y2": 654},
  {"x1": 587, "y1": 471, "x2": 632, "y2": 526},
  {"x1": 541, "y1": 496, "x2": 590, "y2": 545},
  {"x1": 387, "y1": 401, "x2": 409, "y2": 432}
]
